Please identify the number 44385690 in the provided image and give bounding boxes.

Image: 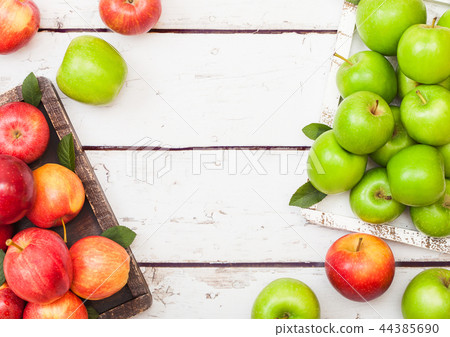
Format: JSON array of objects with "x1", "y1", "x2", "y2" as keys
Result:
[{"x1": 379, "y1": 324, "x2": 439, "y2": 334}]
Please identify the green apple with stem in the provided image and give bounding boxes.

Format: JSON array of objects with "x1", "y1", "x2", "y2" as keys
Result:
[
  {"x1": 400, "y1": 85, "x2": 450, "y2": 146},
  {"x1": 307, "y1": 130, "x2": 367, "y2": 195},
  {"x1": 410, "y1": 180, "x2": 450, "y2": 238},
  {"x1": 333, "y1": 91, "x2": 394, "y2": 155},
  {"x1": 438, "y1": 9, "x2": 450, "y2": 28},
  {"x1": 370, "y1": 106, "x2": 416, "y2": 167},
  {"x1": 387, "y1": 144, "x2": 445, "y2": 207},
  {"x1": 335, "y1": 51, "x2": 397, "y2": 103},
  {"x1": 251, "y1": 278, "x2": 320, "y2": 319},
  {"x1": 57, "y1": 35, "x2": 128, "y2": 105},
  {"x1": 350, "y1": 168, "x2": 406, "y2": 224},
  {"x1": 397, "y1": 67, "x2": 450, "y2": 99},
  {"x1": 438, "y1": 143, "x2": 450, "y2": 179},
  {"x1": 402, "y1": 268, "x2": 450, "y2": 319},
  {"x1": 356, "y1": 0, "x2": 426, "y2": 56},
  {"x1": 397, "y1": 18, "x2": 450, "y2": 84}
]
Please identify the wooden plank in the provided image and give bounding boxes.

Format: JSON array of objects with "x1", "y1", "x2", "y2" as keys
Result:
[
  {"x1": 38, "y1": 0, "x2": 343, "y2": 30},
  {"x1": 85, "y1": 150, "x2": 450, "y2": 263},
  {"x1": 134, "y1": 266, "x2": 448, "y2": 318},
  {"x1": 0, "y1": 32, "x2": 335, "y2": 147}
]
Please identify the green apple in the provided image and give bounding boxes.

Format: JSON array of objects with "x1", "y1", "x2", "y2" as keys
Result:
[
  {"x1": 411, "y1": 180, "x2": 450, "y2": 237},
  {"x1": 335, "y1": 51, "x2": 397, "y2": 103},
  {"x1": 400, "y1": 85, "x2": 450, "y2": 146},
  {"x1": 57, "y1": 35, "x2": 128, "y2": 105},
  {"x1": 350, "y1": 168, "x2": 406, "y2": 224},
  {"x1": 307, "y1": 130, "x2": 367, "y2": 194},
  {"x1": 333, "y1": 91, "x2": 394, "y2": 155},
  {"x1": 370, "y1": 106, "x2": 416, "y2": 167},
  {"x1": 251, "y1": 278, "x2": 320, "y2": 319},
  {"x1": 402, "y1": 268, "x2": 450, "y2": 319},
  {"x1": 438, "y1": 9, "x2": 450, "y2": 28},
  {"x1": 387, "y1": 145, "x2": 445, "y2": 207},
  {"x1": 397, "y1": 67, "x2": 450, "y2": 98},
  {"x1": 438, "y1": 143, "x2": 450, "y2": 178},
  {"x1": 397, "y1": 20, "x2": 450, "y2": 84},
  {"x1": 356, "y1": 0, "x2": 426, "y2": 56}
]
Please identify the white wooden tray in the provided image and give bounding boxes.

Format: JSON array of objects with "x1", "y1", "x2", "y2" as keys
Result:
[{"x1": 304, "y1": 0, "x2": 450, "y2": 254}]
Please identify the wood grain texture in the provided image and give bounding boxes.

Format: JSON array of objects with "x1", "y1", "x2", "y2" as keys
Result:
[
  {"x1": 134, "y1": 266, "x2": 450, "y2": 319},
  {"x1": 85, "y1": 150, "x2": 450, "y2": 263},
  {"x1": 0, "y1": 79, "x2": 151, "y2": 319},
  {"x1": 0, "y1": 32, "x2": 335, "y2": 147},
  {"x1": 38, "y1": 0, "x2": 344, "y2": 30}
]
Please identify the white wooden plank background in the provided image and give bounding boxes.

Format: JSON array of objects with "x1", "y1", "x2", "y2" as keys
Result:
[
  {"x1": 1, "y1": 0, "x2": 449, "y2": 319},
  {"x1": 38, "y1": 0, "x2": 344, "y2": 30}
]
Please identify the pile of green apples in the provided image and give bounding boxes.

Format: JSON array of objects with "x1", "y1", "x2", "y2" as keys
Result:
[{"x1": 306, "y1": 0, "x2": 450, "y2": 237}]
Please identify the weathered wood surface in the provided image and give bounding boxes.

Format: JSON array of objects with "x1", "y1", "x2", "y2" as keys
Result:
[
  {"x1": 38, "y1": 0, "x2": 344, "y2": 30},
  {"x1": 86, "y1": 150, "x2": 450, "y2": 263},
  {"x1": 0, "y1": 80, "x2": 151, "y2": 319},
  {"x1": 134, "y1": 266, "x2": 450, "y2": 319}
]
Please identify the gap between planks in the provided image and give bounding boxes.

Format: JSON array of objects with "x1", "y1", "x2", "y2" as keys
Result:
[
  {"x1": 38, "y1": 28, "x2": 337, "y2": 35},
  {"x1": 137, "y1": 261, "x2": 450, "y2": 268},
  {"x1": 83, "y1": 145, "x2": 311, "y2": 151}
]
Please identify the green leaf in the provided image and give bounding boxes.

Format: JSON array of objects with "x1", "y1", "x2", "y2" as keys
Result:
[
  {"x1": 289, "y1": 181, "x2": 327, "y2": 208},
  {"x1": 346, "y1": 0, "x2": 360, "y2": 4},
  {"x1": 86, "y1": 305, "x2": 99, "y2": 319},
  {"x1": 0, "y1": 250, "x2": 5, "y2": 285},
  {"x1": 22, "y1": 72, "x2": 42, "y2": 107},
  {"x1": 302, "y1": 123, "x2": 332, "y2": 140},
  {"x1": 101, "y1": 226, "x2": 137, "y2": 249},
  {"x1": 57, "y1": 133, "x2": 76, "y2": 171}
]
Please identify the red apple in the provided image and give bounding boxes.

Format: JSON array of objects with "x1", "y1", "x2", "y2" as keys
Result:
[
  {"x1": 99, "y1": 0, "x2": 161, "y2": 35},
  {"x1": 0, "y1": 154, "x2": 36, "y2": 226},
  {"x1": 23, "y1": 291, "x2": 88, "y2": 319},
  {"x1": 0, "y1": 102, "x2": 50, "y2": 163},
  {"x1": 70, "y1": 236, "x2": 130, "y2": 300},
  {"x1": 0, "y1": 283, "x2": 25, "y2": 319},
  {"x1": 0, "y1": 0, "x2": 40, "y2": 54},
  {"x1": 0, "y1": 224, "x2": 14, "y2": 251},
  {"x1": 26, "y1": 164, "x2": 85, "y2": 239},
  {"x1": 4, "y1": 228, "x2": 73, "y2": 304},
  {"x1": 325, "y1": 233, "x2": 395, "y2": 302}
]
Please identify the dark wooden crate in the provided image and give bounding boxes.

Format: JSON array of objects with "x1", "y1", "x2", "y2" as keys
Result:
[{"x1": 0, "y1": 77, "x2": 152, "y2": 319}]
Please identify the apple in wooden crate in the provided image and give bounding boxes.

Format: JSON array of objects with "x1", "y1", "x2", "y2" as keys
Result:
[
  {"x1": 0, "y1": 154, "x2": 36, "y2": 225},
  {"x1": 0, "y1": 102, "x2": 50, "y2": 163},
  {"x1": 4, "y1": 228, "x2": 73, "y2": 304},
  {"x1": 0, "y1": 283, "x2": 25, "y2": 319},
  {"x1": 0, "y1": 0, "x2": 40, "y2": 54},
  {"x1": 99, "y1": 0, "x2": 162, "y2": 35},
  {"x1": 26, "y1": 163, "x2": 85, "y2": 236},
  {"x1": 70, "y1": 236, "x2": 130, "y2": 300},
  {"x1": 325, "y1": 233, "x2": 395, "y2": 302},
  {"x1": 23, "y1": 291, "x2": 88, "y2": 319}
]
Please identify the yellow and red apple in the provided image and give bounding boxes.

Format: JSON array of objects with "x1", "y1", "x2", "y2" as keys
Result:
[
  {"x1": 0, "y1": 283, "x2": 25, "y2": 319},
  {"x1": 23, "y1": 291, "x2": 88, "y2": 319}
]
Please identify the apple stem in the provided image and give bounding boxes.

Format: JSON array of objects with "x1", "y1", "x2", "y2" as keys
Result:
[
  {"x1": 61, "y1": 218, "x2": 67, "y2": 243},
  {"x1": 333, "y1": 52, "x2": 353, "y2": 66},
  {"x1": 6, "y1": 239, "x2": 24, "y2": 252},
  {"x1": 370, "y1": 100, "x2": 379, "y2": 115},
  {"x1": 356, "y1": 237, "x2": 363, "y2": 252},
  {"x1": 432, "y1": 17, "x2": 437, "y2": 28},
  {"x1": 416, "y1": 90, "x2": 427, "y2": 105}
]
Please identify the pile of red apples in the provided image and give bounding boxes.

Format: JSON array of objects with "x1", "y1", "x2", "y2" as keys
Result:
[{"x1": 0, "y1": 102, "x2": 131, "y2": 319}]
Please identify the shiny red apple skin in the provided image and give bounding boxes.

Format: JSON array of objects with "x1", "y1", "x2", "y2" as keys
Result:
[
  {"x1": 325, "y1": 233, "x2": 395, "y2": 302},
  {"x1": 23, "y1": 291, "x2": 88, "y2": 319},
  {"x1": 0, "y1": 224, "x2": 14, "y2": 251},
  {"x1": 0, "y1": 0, "x2": 40, "y2": 54},
  {"x1": 4, "y1": 228, "x2": 73, "y2": 304},
  {"x1": 26, "y1": 163, "x2": 85, "y2": 228},
  {"x1": 99, "y1": 0, "x2": 161, "y2": 35},
  {"x1": 0, "y1": 102, "x2": 50, "y2": 163},
  {"x1": 0, "y1": 154, "x2": 36, "y2": 226},
  {"x1": 70, "y1": 236, "x2": 130, "y2": 300},
  {"x1": 0, "y1": 283, "x2": 25, "y2": 319}
]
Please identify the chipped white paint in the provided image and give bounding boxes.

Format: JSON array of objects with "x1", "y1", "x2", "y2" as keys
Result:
[
  {"x1": 37, "y1": 0, "x2": 344, "y2": 30},
  {"x1": 134, "y1": 267, "x2": 433, "y2": 319}
]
